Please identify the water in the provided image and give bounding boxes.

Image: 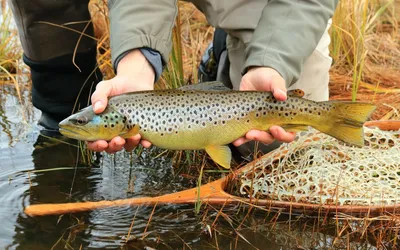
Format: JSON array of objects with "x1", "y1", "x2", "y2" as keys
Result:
[{"x1": 0, "y1": 84, "x2": 384, "y2": 249}]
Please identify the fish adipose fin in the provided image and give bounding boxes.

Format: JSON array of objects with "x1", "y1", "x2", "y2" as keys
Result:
[
  {"x1": 205, "y1": 145, "x2": 232, "y2": 169},
  {"x1": 315, "y1": 102, "x2": 376, "y2": 147},
  {"x1": 287, "y1": 89, "x2": 305, "y2": 98}
]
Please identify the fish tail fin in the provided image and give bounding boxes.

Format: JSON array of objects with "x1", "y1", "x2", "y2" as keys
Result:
[{"x1": 313, "y1": 102, "x2": 376, "y2": 147}]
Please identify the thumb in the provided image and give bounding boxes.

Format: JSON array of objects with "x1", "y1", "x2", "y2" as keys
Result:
[
  {"x1": 269, "y1": 75, "x2": 287, "y2": 101},
  {"x1": 91, "y1": 80, "x2": 113, "y2": 114}
]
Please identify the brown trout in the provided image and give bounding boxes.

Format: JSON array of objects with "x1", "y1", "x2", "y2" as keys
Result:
[{"x1": 59, "y1": 82, "x2": 376, "y2": 168}]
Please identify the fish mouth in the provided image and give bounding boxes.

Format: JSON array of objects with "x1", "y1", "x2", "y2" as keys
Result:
[{"x1": 59, "y1": 125, "x2": 92, "y2": 141}]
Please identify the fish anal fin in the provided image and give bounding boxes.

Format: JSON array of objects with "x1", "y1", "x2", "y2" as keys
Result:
[
  {"x1": 205, "y1": 145, "x2": 232, "y2": 169},
  {"x1": 121, "y1": 124, "x2": 140, "y2": 138},
  {"x1": 281, "y1": 125, "x2": 309, "y2": 132},
  {"x1": 287, "y1": 89, "x2": 305, "y2": 98}
]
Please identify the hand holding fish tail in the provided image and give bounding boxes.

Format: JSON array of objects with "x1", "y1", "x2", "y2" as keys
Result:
[
  {"x1": 87, "y1": 50, "x2": 154, "y2": 153},
  {"x1": 233, "y1": 67, "x2": 296, "y2": 146}
]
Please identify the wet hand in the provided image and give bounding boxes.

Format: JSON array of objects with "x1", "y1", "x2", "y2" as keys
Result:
[
  {"x1": 233, "y1": 67, "x2": 296, "y2": 147},
  {"x1": 87, "y1": 50, "x2": 154, "y2": 153}
]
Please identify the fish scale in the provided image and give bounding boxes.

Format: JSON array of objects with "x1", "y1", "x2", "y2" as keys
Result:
[
  {"x1": 59, "y1": 82, "x2": 376, "y2": 169},
  {"x1": 107, "y1": 90, "x2": 291, "y2": 151},
  {"x1": 110, "y1": 90, "x2": 303, "y2": 136}
]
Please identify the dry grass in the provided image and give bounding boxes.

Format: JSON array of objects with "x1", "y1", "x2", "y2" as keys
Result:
[
  {"x1": 88, "y1": 0, "x2": 400, "y2": 120},
  {"x1": 329, "y1": 0, "x2": 400, "y2": 119}
]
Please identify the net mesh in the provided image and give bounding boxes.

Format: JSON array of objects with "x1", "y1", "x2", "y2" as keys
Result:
[{"x1": 239, "y1": 126, "x2": 400, "y2": 206}]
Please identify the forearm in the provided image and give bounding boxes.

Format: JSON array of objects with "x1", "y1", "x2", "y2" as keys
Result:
[
  {"x1": 243, "y1": 0, "x2": 338, "y2": 86},
  {"x1": 108, "y1": 0, "x2": 178, "y2": 67}
]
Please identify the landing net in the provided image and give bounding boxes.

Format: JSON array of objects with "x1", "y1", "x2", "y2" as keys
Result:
[{"x1": 240, "y1": 126, "x2": 400, "y2": 206}]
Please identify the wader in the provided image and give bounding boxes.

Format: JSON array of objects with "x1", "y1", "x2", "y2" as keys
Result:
[{"x1": 9, "y1": 0, "x2": 101, "y2": 130}]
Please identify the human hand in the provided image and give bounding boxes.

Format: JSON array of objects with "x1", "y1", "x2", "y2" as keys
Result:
[
  {"x1": 87, "y1": 50, "x2": 154, "y2": 153},
  {"x1": 232, "y1": 67, "x2": 296, "y2": 147}
]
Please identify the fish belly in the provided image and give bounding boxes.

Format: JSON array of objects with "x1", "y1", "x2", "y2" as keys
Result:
[{"x1": 141, "y1": 118, "x2": 254, "y2": 150}]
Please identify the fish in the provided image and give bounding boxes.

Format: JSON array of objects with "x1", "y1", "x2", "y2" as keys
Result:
[{"x1": 59, "y1": 82, "x2": 376, "y2": 169}]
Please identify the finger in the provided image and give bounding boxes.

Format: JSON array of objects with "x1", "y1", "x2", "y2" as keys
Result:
[
  {"x1": 269, "y1": 126, "x2": 296, "y2": 143},
  {"x1": 232, "y1": 137, "x2": 251, "y2": 147},
  {"x1": 87, "y1": 140, "x2": 108, "y2": 152},
  {"x1": 91, "y1": 80, "x2": 113, "y2": 114},
  {"x1": 269, "y1": 75, "x2": 287, "y2": 101},
  {"x1": 141, "y1": 140, "x2": 152, "y2": 148},
  {"x1": 124, "y1": 134, "x2": 142, "y2": 152},
  {"x1": 245, "y1": 130, "x2": 275, "y2": 144},
  {"x1": 105, "y1": 136, "x2": 126, "y2": 154}
]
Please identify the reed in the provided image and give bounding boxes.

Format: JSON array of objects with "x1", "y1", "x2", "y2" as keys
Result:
[{"x1": 329, "y1": 0, "x2": 399, "y2": 119}]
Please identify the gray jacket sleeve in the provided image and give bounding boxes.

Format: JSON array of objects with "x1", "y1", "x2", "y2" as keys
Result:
[
  {"x1": 243, "y1": 0, "x2": 339, "y2": 87},
  {"x1": 108, "y1": 0, "x2": 178, "y2": 67}
]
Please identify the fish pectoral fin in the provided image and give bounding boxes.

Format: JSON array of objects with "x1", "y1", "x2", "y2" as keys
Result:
[
  {"x1": 281, "y1": 125, "x2": 309, "y2": 132},
  {"x1": 205, "y1": 145, "x2": 232, "y2": 169},
  {"x1": 287, "y1": 89, "x2": 305, "y2": 98},
  {"x1": 121, "y1": 124, "x2": 140, "y2": 138}
]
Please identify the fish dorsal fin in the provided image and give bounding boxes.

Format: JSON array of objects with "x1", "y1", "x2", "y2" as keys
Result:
[
  {"x1": 178, "y1": 81, "x2": 232, "y2": 92},
  {"x1": 287, "y1": 89, "x2": 305, "y2": 98},
  {"x1": 205, "y1": 145, "x2": 232, "y2": 169}
]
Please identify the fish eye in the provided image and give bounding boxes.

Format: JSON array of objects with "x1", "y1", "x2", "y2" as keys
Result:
[{"x1": 70, "y1": 117, "x2": 88, "y2": 126}]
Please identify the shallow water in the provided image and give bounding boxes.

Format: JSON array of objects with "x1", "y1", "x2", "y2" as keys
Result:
[{"x1": 0, "y1": 85, "x2": 382, "y2": 249}]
